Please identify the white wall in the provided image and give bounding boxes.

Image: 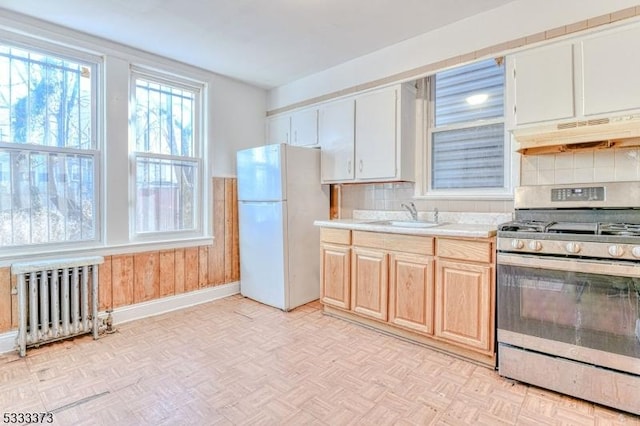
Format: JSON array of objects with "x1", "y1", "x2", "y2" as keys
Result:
[
  {"x1": 268, "y1": 0, "x2": 640, "y2": 109},
  {"x1": 211, "y1": 76, "x2": 266, "y2": 177}
]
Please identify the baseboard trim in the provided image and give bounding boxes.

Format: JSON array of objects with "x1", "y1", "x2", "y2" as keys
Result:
[
  {"x1": 0, "y1": 330, "x2": 17, "y2": 355},
  {"x1": 0, "y1": 282, "x2": 240, "y2": 355},
  {"x1": 109, "y1": 282, "x2": 240, "y2": 325}
]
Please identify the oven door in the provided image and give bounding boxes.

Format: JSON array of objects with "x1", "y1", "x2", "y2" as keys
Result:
[{"x1": 497, "y1": 253, "x2": 640, "y2": 375}]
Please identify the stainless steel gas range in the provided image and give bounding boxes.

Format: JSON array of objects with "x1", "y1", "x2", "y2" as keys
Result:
[{"x1": 497, "y1": 182, "x2": 640, "y2": 415}]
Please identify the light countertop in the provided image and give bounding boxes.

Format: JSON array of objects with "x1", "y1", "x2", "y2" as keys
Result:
[{"x1": 314, "y1": 218, "x2": 497, "y2": 238}]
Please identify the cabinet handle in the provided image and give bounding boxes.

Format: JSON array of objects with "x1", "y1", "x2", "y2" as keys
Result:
[
  {"x1": 347, "y1": 160, "x2": 351, "y2": 174},
  {"x1": 294, "y1": 130, "x2": 297, "y2": 143},
  {"x1": 359, "y1": 159, "x2": 363, "y2": 172}
]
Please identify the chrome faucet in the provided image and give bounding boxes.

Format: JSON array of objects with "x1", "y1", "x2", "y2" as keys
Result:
[
  {"x1": 434, "y1": 207, "x2": 439, "y2": 223},
  {"x1": 401, "y1": 202, "x2": 418, "y2": 221}
]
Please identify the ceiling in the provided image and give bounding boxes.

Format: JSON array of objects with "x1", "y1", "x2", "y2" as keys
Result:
[{"x1": 0, "y1": 0, "x2": 517, "y2": 89}]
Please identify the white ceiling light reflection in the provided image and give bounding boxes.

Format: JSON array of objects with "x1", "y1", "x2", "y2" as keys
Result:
[{"x1": 465, "y1": 93, "x2": 488, "y2": 105}]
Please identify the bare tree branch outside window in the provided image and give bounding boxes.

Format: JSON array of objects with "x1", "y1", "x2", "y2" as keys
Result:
[
  {"x1": 0, "y1": 45, "x2": 96, "y2": 247},
  {"x1": 132, "y1": 77, "x2": 199, "y2": 234}
]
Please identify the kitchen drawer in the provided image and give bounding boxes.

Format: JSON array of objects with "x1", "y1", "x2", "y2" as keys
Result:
[
  {"x1": 320, "y1": 228, "x2": 351, "y2": 245},
  {"x1": 353, "y1": 231, "x2": 434, "y2": 255},
  {"x1": 436, "y1": 238, "x2": 493, "y2": 263}
]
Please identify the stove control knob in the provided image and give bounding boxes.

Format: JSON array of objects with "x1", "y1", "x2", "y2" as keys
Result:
[
  {"x1": 528, "y1": 240, "x2": 542, "y2": 251},
  {"x1": 511, "y1": 239, "x2": 524, "y2": 249},
  {"x1": 565, "y1": 242, "x2": 581, "y2": 254},
  {"x1": 632, "y1": 247, "x2": 640, "y2": 258},
  {"x1": 608, "y1": 245, "x2": 624, "y2": 258}
]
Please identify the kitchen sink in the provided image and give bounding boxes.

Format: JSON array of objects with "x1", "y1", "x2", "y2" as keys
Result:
[{"x1": 371, "y1": 220, "x2": 444, "y2": 228}]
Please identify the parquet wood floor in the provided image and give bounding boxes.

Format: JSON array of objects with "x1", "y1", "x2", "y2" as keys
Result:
[{"x1": 1, "y1": 295, "x2": 638, "y2": 425}]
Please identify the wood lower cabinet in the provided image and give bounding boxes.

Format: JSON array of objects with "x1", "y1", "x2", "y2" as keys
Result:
[
  {"x1": 320, "y1": 228, "x2": 351, "y2": 310},
  {"x1": 318, "y1": 228, "x2": 496, "y2": 367},
  {"x1": 388, "y1": 252, "x2": 434, "y2": 334},
  {"x1": 351, "y1": 247, "x2": 388, "y2": 321},
  {"x1": 320, "y1": 243, "x2": 351, "y2": 309},
  {"x1": 435, "y1": 238, "x2": 495, "y2": 355}
]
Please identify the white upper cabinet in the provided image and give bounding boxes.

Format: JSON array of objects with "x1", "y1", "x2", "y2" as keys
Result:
[
  {"x1": 510, "y1": 43, "x2": 576, "y2": 126},
  {"x1": 290, "y1": 108, "x2": 319, "y2": 146},
  {"x1": 266, "y1": 114, "x2": 291, "y2": 145},
  {"x1": 355, "y1": 87, "x2": 399, "y2": 180},
  {"x1": 582, "y1": 25, "x2": 640, "y2": 117},
  {"x1": 319, "y1": 83, "x2": 415, "y2": 183},
  {"x1": 319, "y1": 98, "x2": 355, "y2": 182},
  {"x1": 358, "y1": 83, "x2": 415, "y2": 183},
  {"x1": 509, "y1": 23, "x2": 640, "y2": 129},
  {"x1": 266, "y1": 107, "x2": 319, "y2": 146}
]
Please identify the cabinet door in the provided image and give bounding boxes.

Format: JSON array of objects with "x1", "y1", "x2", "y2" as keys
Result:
[
  {"x1": 435, "y1": 259, "x2": 493, "y2": 353},
  {"x1": 351, "y1": 247, "x2": 388, "y2": 321},
  {"x1": 267, "y1": 115, "x2": 291, "y2": 145},
  {"x1": 319, "y1": 98, "x2": 355, "y2": 182},
  {"x1": 290, "y1": 108, "x2": 318, "y2": 146},
  {"x1": 355, "y1": 87, "x2": 397, "y2": 180},
  {"x1": 512, "y1": 43, "x2": 575, "y2": 125},
  {"x1": 582, "y1": 26, "x2": 640, "y2": 116},
  {"x1": 320, "y1": 243, "x2": 351, "y2": 309},
  {"x1": 389, "y1": 252, "x2": 434, "y2": 335}
]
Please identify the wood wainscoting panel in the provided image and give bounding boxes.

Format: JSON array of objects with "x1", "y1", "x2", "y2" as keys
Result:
[
  {"x1": 224, "y1": 178, "x2": 239, "y2": 283},
  {"x1": 159, "y1": 250, "x2": 175, "y2": 297},
  {"x1": 0, "y1": 176, "x2": 242, "y2": 332},
  {"x1": 0, "y1": 267, "x2": 11, "y2": 332},
  {"x1": 230, "y1": 179, "x2": 240, "y2": 282},
  {"x1": 111, "y1": 255, "x2": 134, "y2": 308},
  {"x1": 184, "y1": 247, "x2": 199, "y2": 292},
  {"x1": 198, "y1": 246, "x2": 209, "y2": 288},
  {"x1": 209, "y1": 179, "x2": 226, "y2": 285},
  {"x1": 210, "y1": 177, "x2": 239, "y2": 286},
  {"x1": 133, "y1": 252, "x2": 160, "y2": 303},
  {"x1": 98, "y1": 256, "x2": 113, "y2": 311},
  {"x1": 174, "y1": 248, "x2": 186, "y2": 294}
]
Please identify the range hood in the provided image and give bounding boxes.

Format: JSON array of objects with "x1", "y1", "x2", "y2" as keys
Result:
[{"x1": 512, "y1": 114, "x2": 640, "y2": 155}]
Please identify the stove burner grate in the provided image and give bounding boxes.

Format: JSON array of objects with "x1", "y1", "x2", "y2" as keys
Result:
[
  {"x1": 598, "y1": 223, "x2": 640, "y2": 237},
  {"x1": 498, "y1": 220, "x2": 553, "y2": 233}
]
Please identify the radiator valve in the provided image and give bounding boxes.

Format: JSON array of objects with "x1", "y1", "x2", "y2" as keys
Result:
[{"x1": 101, "y1": 311, "x2": 116, "y2": 334}]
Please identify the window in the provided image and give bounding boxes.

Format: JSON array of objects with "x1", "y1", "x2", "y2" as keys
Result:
[
  {"x1": 131, "y1": 71, "x2": 201, "y2": 235},
  {"x1": 0, "y1": 44, "x2": 98, "y2": 247},
  {"x1": 427, "y1": 58, "x2": 508, "y2": 195}
]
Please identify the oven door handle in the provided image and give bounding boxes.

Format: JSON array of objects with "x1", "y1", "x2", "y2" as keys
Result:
[{"x1": 498, "y1": 253, "x2": 640, "y2": 277}]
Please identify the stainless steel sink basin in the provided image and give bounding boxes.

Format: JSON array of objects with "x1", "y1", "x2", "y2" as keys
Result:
[{"x1": 371, "y1": 220, "x2": 443, "y2": 228}]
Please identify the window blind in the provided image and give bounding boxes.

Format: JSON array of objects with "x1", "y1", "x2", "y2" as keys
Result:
[
  {"x1": 434, "y1": 59, "x2": 504, "y2": 127},
  {"x1": 430, "y1": 58, "x2": 505, "y2": 190},
  {"x1": 432, "y1": 123, "x2": 504, "y2": 189}
]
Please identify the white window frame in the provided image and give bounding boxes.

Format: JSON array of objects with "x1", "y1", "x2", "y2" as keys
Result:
[
  {"x1": 0, "y1": 36, "x2": 102, "y2": 253},
  {"x1": 420, "y1": 59, "x2": 514, "y2": 200},
  {"x1": 129, "y1": 67, "x2": 204, "y2": 240}
]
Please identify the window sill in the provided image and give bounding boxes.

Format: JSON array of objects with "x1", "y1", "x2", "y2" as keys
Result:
[
  {"x1": 0, "y1": 236, "x2": 215, "y2": 268},
  {"x1": 415, "y1": 190, "x2": 514, "y2": 201}
]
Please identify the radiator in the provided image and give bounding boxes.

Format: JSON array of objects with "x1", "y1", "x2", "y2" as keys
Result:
[{"x1": 11, "y1": 256, "x2": 104, "y2": 356}]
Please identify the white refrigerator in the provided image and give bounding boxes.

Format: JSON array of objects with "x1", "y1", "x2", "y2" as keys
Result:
[{"x1": 236, "y1": 143, "x2": 329, "y2": 311}]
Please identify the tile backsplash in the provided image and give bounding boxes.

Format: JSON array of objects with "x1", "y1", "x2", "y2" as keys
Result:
[
  {"x1": 520, "y1": 147, "x2": 640, "y2": 185},
  {"x1": 338, "y1": 182, "x2": 514, "y2": 219},
  {"x1": 337, "y1": 147, "x2": 639, "y2": 219}
]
